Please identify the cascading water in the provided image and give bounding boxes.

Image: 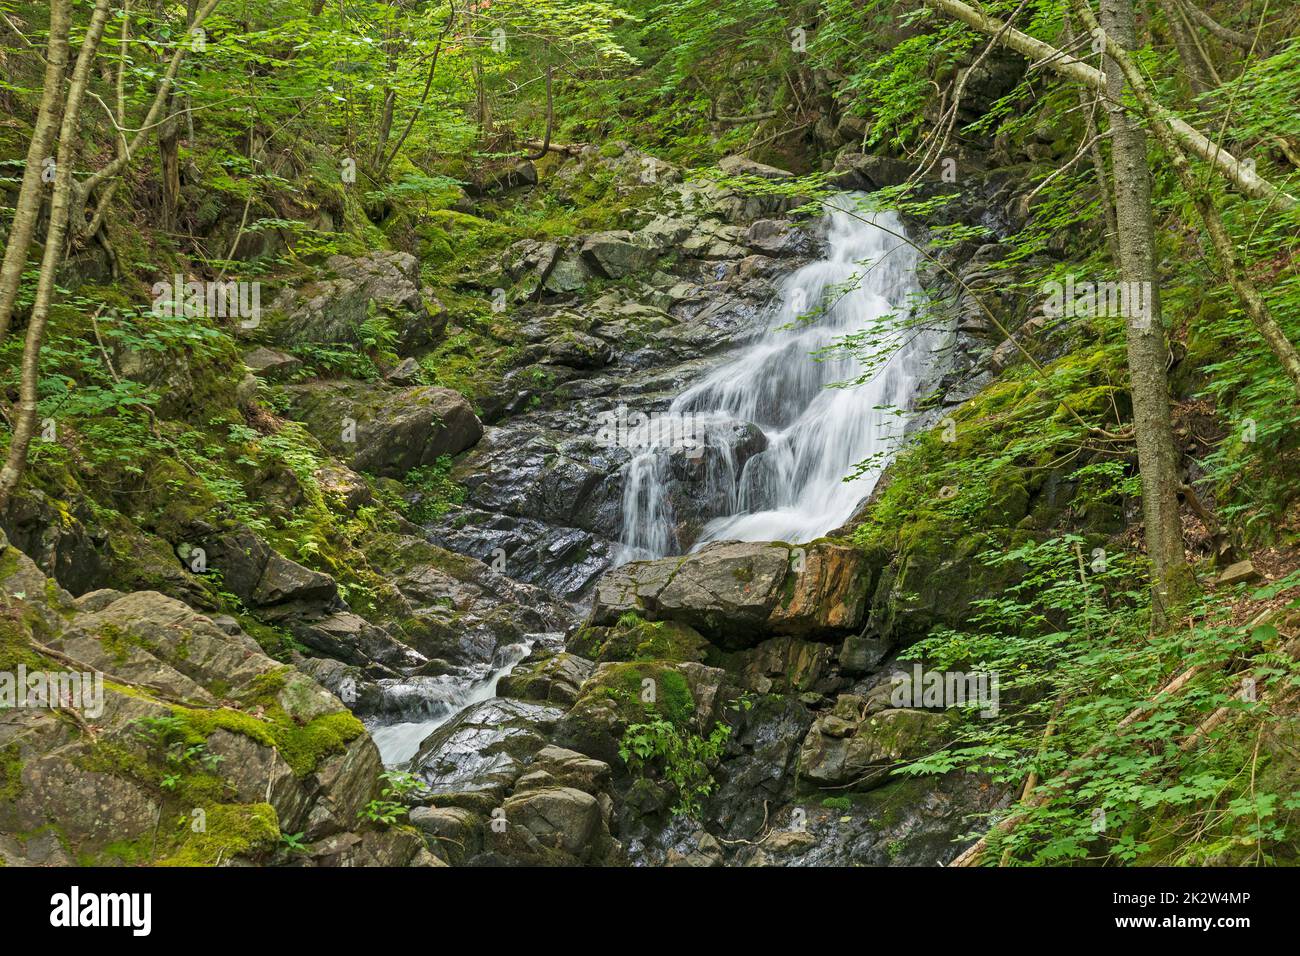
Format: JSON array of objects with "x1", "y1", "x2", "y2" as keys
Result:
[
  {"x1": 619, "y1": 194, "x2": 934, "y2": 558},
  {"x1": 367, "y1": 639, "x2": 536, "y2": 766}
]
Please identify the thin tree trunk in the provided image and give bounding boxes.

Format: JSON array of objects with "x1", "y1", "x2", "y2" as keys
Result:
[
  {"x1": 1096, "y1": 0, "x2": 1194, "y2": 622},
  {"x1": 378, "y1": 2, "x2": 456, "y2": 175},
  {"x1": 158, "y1": 112, "x2": 181, "y2": 230},
  {"x1": 524, "y1": 64, "x2": 554, "y2": 161},
  {"x1": 0, "y1": 0, "x2": 73, "y2": 341},
  {"x1": 0, "y1": 0, "x2": 113, "y2": 510},
  {"x1": 1154, "y1": 0, "x2": 1215, "y2": 97},
  {"x1": 373, "y1": 89, "x2": 396, "y2": 169},
  {"x1": 1177, "y1": 0, "x2": 1254, "y2": 48},
  {"x1": 71, "y1": 0, "x2": 222, "y2": 241},
  {"x1": 1074, "y1": 0, "x2": 1300, "y2": 397}
]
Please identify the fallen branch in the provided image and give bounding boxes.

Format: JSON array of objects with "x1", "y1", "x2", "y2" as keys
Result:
[{"x1": 922, "y1": 0, "x2": 1297, "y2": 211}]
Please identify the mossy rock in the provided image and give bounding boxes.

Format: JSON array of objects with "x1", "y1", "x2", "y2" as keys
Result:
[
  {"x1": 153, "y1": 802, "x2": 280, "y2": 866},
  {"x1": 588, "y1": 614, "x2": 711, "y2": 664}
]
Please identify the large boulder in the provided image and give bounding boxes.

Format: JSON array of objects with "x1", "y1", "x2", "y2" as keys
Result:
[
  {"x1": 285, "y1": 382, "x2": 483, "y2": 478},
  {"x1": 496, "y1": 786, "x2": 610, "y2": 863},
  {"x1": 264, "y1": 251, "x2": 446, "y2": 353},
  {"x1": 408, "y1": 697, "x2": 566, "y2": 809},
  {"x1": 553, "y1": 660, "x2": 729, "y2": 766},
  {"x1": 589, "y1": 540, "x2": 875, "y2": 647},
  {"x1": 182, "y1": 524, "x2": 337, "y2": 611},
  {"x1": 0, "y1": 489, "x2": 107, "y2": 596},
  {"x1": 798, "y1": 697, "x2": 954, "y2": 790},
  {"x1": 0, "y1": 532, "x2": 422, "y2": 867},
  {"x1": 580, "y1": 231, "x2": 660, "y2": 279}
]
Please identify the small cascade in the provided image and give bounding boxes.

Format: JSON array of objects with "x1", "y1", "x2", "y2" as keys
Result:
[{"x1": 618, "y1": 194, "x2": 934, "y2": 558}]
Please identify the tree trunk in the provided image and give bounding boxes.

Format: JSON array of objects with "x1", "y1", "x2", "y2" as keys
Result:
[
  {"x1": 922, "y1": 0, "x2": 1296, "y2": 210},
  {"x1": 71, "y1": 0, "x2": 222, "y2": 243},
  {"x1": 159, "y1": 112, "x2": 182, "y2": 231},
  {"x1": 0, "y1": 0, "x2": 73, "y2": 341},
  {"x1": 524, "y1": 65, "x2": 554, "y2": 161},
  {"x1": 0, "y1": 0, "x2": 113, "y2": 510},
  {"x1": 1154, "y1": 0, "x2": 1215, "y2": 97},
  {"x1": 1076, "y1": 0, "x2": 1300, "y2": 397},
  {"x1": 1099, "y1": 0, "x2": 1194, "y2": 623}
]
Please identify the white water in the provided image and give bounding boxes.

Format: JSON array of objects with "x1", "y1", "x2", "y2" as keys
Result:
[
  {"x1": 619, "y1": 195, "x2": 932, "y2": 558},
  {"x1": 368, "y1": 640, "x2": 534, "y2": 766}
]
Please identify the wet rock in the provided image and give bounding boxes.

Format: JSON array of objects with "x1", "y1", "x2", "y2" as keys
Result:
[{"x1": 408, "y1": 697, "x2": 566, "y2": 808}]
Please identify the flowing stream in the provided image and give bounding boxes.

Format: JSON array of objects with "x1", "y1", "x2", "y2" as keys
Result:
[
  {"x1": 369, "y1": 640, "x2": 534, "y2": 765},
  {"x1": 373, "y1": 196, "x2": 937, "y2": 766},
  {"x1": 619, "y1": 194, "x2": 933, "y2": 558}
]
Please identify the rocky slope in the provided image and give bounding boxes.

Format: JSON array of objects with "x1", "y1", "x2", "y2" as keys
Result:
[{"x1": 2, "y1": 93, "x2": 1098, "y2": 864}]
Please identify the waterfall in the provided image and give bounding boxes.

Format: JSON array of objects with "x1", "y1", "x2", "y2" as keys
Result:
[{"x1": 618, "y1": 194, "x2": 933, "y2": 558}]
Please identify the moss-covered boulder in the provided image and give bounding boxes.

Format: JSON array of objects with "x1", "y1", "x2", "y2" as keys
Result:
[
  {"x1": 552, "y1": 660, "x2": 728, "y2": 766},
  {"x1": 569, "y1": 613, "x2": 711, "y2": 664},
  {"x1": 285, "y1": 381, "x2": 482, "y2": 478},
  {"x1": 0, "y1": 531, "x2": 427, "y2": 867},
  {"x1": 799, "y1": 702, "x2": 956, "y2": 791},
  {"x1": 263, "y1": 250, "x2": 446, "y2": 353}
]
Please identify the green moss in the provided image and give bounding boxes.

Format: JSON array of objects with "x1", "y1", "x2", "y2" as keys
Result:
[
  {"x1": 594, "y1": 614, "x2": 710, "y2": 664},
  {"x1": 98, "y1": 622, "x2": 156, "y2": 665},
  {"x1": 0, "y1": 744, "x2": 23, "y2": 803},
  {"x1": 595, "y1": 662, "x2": 696, "y2": 728},
  {"x1": 0, "y1": 607, "x2": 50, "y2": 672},
  {"x1": 174, "y1": 704, "x2": 365, "y2": 778},
  {"x1": 154, "y1": 802, "x2": 280, "y2": 866}
]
